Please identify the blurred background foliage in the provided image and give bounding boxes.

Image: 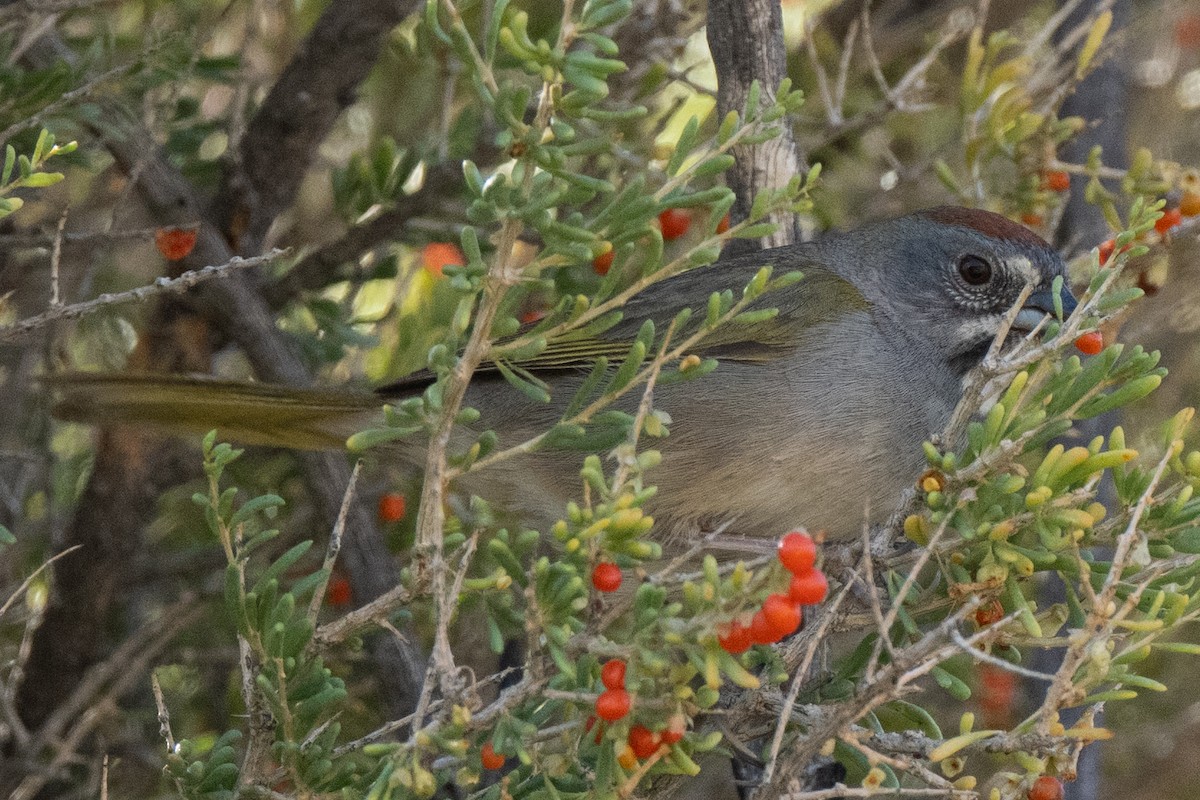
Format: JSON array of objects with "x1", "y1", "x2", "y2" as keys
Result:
[{"x1": 3, "y1": 0, "x2": 1200, "y2": 798}]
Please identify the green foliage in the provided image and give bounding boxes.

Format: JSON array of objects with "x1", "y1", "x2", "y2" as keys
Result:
[
  {"x1": 164, "y1": 433, "x2": 377, "y2": 797},
  {"x1": 0, "y1": 128, "x2": 76, "y2": 219}
]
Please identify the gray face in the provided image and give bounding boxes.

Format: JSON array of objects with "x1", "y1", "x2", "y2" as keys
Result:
[{"x1": 827, "y1": 207, "x2": 1076, "y2": 375}]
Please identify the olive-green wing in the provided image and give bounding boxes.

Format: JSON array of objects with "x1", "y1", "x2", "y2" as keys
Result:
[
  {"x1": 48, "y1": 372, "x2": 382, "y2": 450},
  {"x1": 500, "y1": 247, "x2": 868, "y2": 372}
]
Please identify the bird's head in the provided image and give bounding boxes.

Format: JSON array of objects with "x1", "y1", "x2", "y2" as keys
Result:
[{"x1": 824, "y1": 206, "x2": 1077, "y2": 374}]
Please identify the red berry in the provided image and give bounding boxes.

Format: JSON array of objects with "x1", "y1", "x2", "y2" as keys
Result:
[
  {"x1": 788, "y1": 570, "x2": 829, "y2": 605},
  {"x1": 761, "y1": 594, "x2": 802, "y2": 638},
  {"x1": 1074, "y1": 330, "x2": 1104, "y2": 355},
  {"x1": 593, "y1": 247, "x2": 615, "y2": 276},
  {"x1": 595, "y1": 688, "x2": 631, "y2": 722},
  {"x1": 1176, "y1": 13, "x2": 1200, "y2": 49},
  {"x1": 1155, "y1": 207, "x2": 1183, "y2": 235},
  {"x1": 658, "y1": 208, "x2": 691, "y2": 241},
  {"x1": 520, "y1": 307, "x2": 548, "y2": 325},
  {"x1": 1041, "y1": 170, "x2": 1071, "y2": 192},
  {"x1": 748, "y1": 610, "x2": 780, "y2": 645},
  {"x1": 1028, "y1": 775, "x2": 1064, "y2": 800},
  {"x1": 601, "y1": 659, "x2": 626, "y2": 690},
  {"x1": 975, "y1": 599, "x2": 1004, "y2": 627},
  {"x1": 979, "y1": 664, "x2": 1017, "y2": 725},
  {"x1": 326, "y1": 575, "x2": 352, "y2": 607},
  {"x1": 777, "y1": 531, "x2": 817, "y2": 574},
  {"x1": 717, "y1": 620, "x2": 753, "y2": 654},
  {"x1": 661, "y1": 714, "x2": 687, "y2": 745},
  {"x1": 378, "y1": 493, "x2": 407, "y2": 523},
  {"x1": 1021, "y1": 212, "x2": 1044, "y2": 227},
  {"x1": 716, "y1": 213, "x2": 731, "y2": 234},
  {"x1": 480, "y1": 742, "x2": 505, "y2": 771},
  {"x1": 154, "y1": 227, "x2": 198, "y2": 261},
  {"x1": 592, "y1": 562, "x2": 623, "y2": 593},
  {"x1": 421, "y1": 241, "x2": 464, "y2": 277},
  {"x1": 627, "y1": 725, "x2": 660, "y2": 759},
  {"x1": 1097, "y1": 238, "x2": 1132, "y2": 266}
]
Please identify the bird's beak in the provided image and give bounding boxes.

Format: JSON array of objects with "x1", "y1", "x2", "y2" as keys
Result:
[{"x1": 1013, "y1": 284, "x2": 1078, "y2": 332}]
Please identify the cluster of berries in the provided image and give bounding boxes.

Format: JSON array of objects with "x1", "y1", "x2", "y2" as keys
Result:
[
  {"x1": 592, "y1": 658, "x2": 686, "y2": 768},
  {"x1": 718, "y1": 530, "x2": 829, "y2": 654}
]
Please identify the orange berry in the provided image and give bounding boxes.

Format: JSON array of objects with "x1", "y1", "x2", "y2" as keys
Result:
[
  {"x1": 1021, "y1": 212, "x2": 1044, "y2": 227},
  {"x1": 1074, "y1": 330, "x2": 1104, "y2": 355},
  {"x1": 595, "y1": 688, "x2": 631, "y2": 722},
  {"x1": 761, "y1": 594, "x2": 802, "y2": 638},
  {"x1": 788, "y1": 569, "x2": 829, "y2": 605},
  {"x1": 1028, "y1": 775, "x2": 1064, "y2": 800},
  {"x1": 326, "y1": 575, "x2": 352, "y2": 607},
  {"x1": 592, "y1": 248, "x2": 615, "y2": 276},
  {"x1": 421, "y1": 241, "x2": 465, "y2": 277},
  {"x1": 974, "y1": 599, "x2": 1004, "y2": 627},
  {"x1": 1040, "y1": 170, "x2": 1071, "y2": 192},
  {"x1": 627, "y1": 725, "x2": 660, "y2": 759},
  {"x1": 1155, "y1": 207, "x2": 1183, "y2": 235},
  {"x1": 480, "y1": 742, "x2": 505, "y2": 771},
  {"x1": 717, "y1": 620, "x2": 753, "y2": 654},
  {"x1": 658, "y1": 208, "x2": 691, "y2": 241},
  {"x1": 154, "y1": 227, "x2": 198, "y2": 261},
  {"x1": 378, "y1": 493, "x2": 407, "y2": 523},
  {"x1": 600, "y1": 659, "x2": 626, "y2": 690},
  {"x1": 716, "y1": 212, "x2": 731, "y2": 234},
  {"x1": 616, "y1": 744, "x2": 638, "y2": 770},
  {"x1": 1181, "y1": 192, "x2": 1200, "y2": 217},
  {"x1": 592, "y1": 562, "x2": 622, "y2": 593},
  {"x1": 778, "y1": 530, "x2": 817, "y2": 574}
]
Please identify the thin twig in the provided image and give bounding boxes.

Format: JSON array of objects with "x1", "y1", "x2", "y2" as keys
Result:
[
  {"x1": 0, "y1": 249, "x2": 287, "y2": 342},
  {"x1": 307, "y1": 459, "x2": 363, "y2": 624}
]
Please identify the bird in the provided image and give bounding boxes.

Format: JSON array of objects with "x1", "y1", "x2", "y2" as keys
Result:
[{"x1": 50, "y1": 206, "x2": 1077, "y2": 542}]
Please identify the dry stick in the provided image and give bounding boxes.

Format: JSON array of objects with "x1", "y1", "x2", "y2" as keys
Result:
[
  {"x1": 760, "y1": 568, "x2": 856, "y2": 785},
  {"x1": 0, "y1": 59, "x2": 140, "y2": 146},
  {"x1": 408, "y1": 0, "x2": 570, "y2": 728},
  {"x1": 313, "y1": 577, "x2": 422, "y2": 647},
  {"x1": 858, "y1": 525, "x2": 897, "y2": 678},
  {"x1": 49, "y1": 207, "x2": 67, "y2": 308},
  {"x1": 307, "y1": 459, "x2": 363, "y2": 624},
  {"x1": 333, "y1": 667, "x2": 521, "y2": 754},
  {"x1": 782, "y1": 788, "x2": 976, "y2": 800},
  {"x1": 949, "y1": 628, "x2": 1058, "y2": 682},
  {"x1": 1035, "y1": 448, "x2": 1174, "y2": 733},
  {"x1": 0, "y1": 249, "x2": 286, "y2": 342}
]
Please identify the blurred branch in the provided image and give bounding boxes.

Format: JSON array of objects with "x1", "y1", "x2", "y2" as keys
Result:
[
  {"x1": 262, "y1": 164, "x2": 459, "y2": 308},
  {"x1": 14, "y1": 0, "x2": 429, "y2": 728},
  {"x1": 211, "y1": 0, "x2": 417, "y2": 255},
  {"x1": 0, "y1": 250, "x2": 285, "y2": 343},
  {"x1": 6, "y1": 596, "x2": 203, "y2": 800}
]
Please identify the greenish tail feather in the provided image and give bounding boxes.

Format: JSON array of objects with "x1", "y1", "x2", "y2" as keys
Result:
[{"x1": 47, "y1": 372, "x2": 385, "y2": 451}]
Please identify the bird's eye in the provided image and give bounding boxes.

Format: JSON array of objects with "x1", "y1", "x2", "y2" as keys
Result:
[{"x1": 957, "y1": 255, "x2": 993, "y2": 285}]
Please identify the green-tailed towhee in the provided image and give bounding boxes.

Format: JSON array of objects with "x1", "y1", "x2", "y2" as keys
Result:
[{"x1": 51, "y1": 206, "x2": 1077, "y2": 540}]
